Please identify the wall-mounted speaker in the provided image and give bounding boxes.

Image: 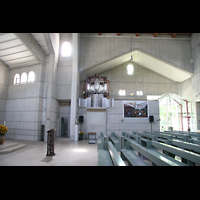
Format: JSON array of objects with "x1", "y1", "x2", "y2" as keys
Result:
[
  {"x1": 79, "y1": 116, "x2": 84, "y2": 123},
  {"x1": 149, "y1": 116, "x2": 154, "y2": 122}
]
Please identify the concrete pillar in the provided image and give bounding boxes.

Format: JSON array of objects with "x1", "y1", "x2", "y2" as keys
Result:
[
  {"x1": 70, "y1": 33, "x2": 80, "y2": 141},
  {"x1": 44, "y1": 54, "x2": 55, "y2": 141}
]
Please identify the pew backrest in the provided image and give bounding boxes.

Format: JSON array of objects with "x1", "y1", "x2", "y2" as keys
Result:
[
  {"x1": 169, "y1": 139, "x2": 200, "y2": 154},
  {"x1": 152, "y1": 141, "x2": 200, "y2": 165},
  {"x1": 129, "y1": 140, "x2": 186, "y2": 166},
  {"x1": 107, "y1": 142, "x2": 126, "y2": 166}
]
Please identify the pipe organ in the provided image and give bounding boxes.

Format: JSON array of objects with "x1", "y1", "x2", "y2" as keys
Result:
[{"x1": 79, "y1": 74, "x2": 114, "y2": 108}]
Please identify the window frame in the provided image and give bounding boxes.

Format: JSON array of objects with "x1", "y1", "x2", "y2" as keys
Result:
[
  {"x1": 21, "y1": 72, "x2": 27, "y2": 84},
  {"x1": 14, "y1": 74, "x2": 20, "y2": 85},
  {"x1": 61, "y1": 41, "x2": 71, "y2": 57},
  {"x1": 28, "y1": 71, "x2": 35, "y2": 83}
]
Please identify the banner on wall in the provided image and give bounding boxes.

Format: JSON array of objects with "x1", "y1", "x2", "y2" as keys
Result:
[{"x1": 123, "y1": 101, "x2": 148, "y2": 118}]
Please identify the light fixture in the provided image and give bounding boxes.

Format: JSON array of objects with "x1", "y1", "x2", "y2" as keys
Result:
[{"x1": 130, "y1": 55, "x2": 133, "y2": 61}]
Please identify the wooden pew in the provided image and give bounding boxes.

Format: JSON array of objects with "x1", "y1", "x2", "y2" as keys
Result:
[
  {"x1": 169, "y1": 139, "x2": 200, "y2": 154},
  {"x1": 129, "y1": 140, "x2": 186, "y2": 166},
  {"x1": 109, "y1": 132, "x2": 122, "y2": 151},
  {"x1": 98, "y1": 142, "x2": 126, "y2": 166},
  {"x1": 121, "y1": 132, "x2": 139, "y2": 149},
  {"x1": 97, "y1": 136, "x2": 104, "y2": 150},
  {"x1": 151, "y1": 141, "x2": 200, "y2": 166},
  {"x1": 97, "y1": 132, "x2": 108, "y2": 150},
  {"x1": 164, "y1": 131, "x2": 189, "y2": 142},
  {"x1": 121, "y1": 132, "x2": 149, "y2": 166},
  {"x1": 100, "y1": 132, "x2": 108, "y2": 142}
]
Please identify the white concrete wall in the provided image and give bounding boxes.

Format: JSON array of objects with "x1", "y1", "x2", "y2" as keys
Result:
[
  {"x1": 106, "y1": 100, "x2": 159, "y2": 136},
  {"x1": 57, "y1": 33, "x2": 72, "y2": 100},
  {"x1": 78, "y1": 100, "x2": 159, "y2": 136},
  {"x1": 79, "y1": 61, "x2": 177, "y2": 99},
  {"x1": 80, "y1": 34, "x2": 193, "y2": 74},
  {"x1": 0, "y1": 60, "x2": 9, "y2": 125},
  {"x1": 5, "y1": 63, "x2": 44, "y2": 141}
]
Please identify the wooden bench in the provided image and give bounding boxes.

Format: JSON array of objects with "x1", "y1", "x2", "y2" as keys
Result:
[
  {"x1": 98, "y1": 136, "x2": 104, "y2": 150},
  {"x1": 164, "y1": 131, "x2": 189, "y2": 142},
  {"x1": 121, "y1": 149, "x2": 149, "y2": 166},
  {"x1": 152, "y1": 141, "x2": 200, "y2": 166},
  {"x1": 97, "y1": 132, "x2": 108, "y2": 151},
  {"x1": 98, "y1": 142, "x2": 126, "y2": 166},
  {"x1": 109, "y1": 132, "x2": 122, "y2": 151},
  {"x1": 169, "y1": 139, "x2": 200, "y2": 154},
  {"x1": 121, "y1": 132, "x2": 140, "y2": 149},
  {"x1": 129, "y1": 140, "x2": 186, "y2": 166},
  {"x1": 121, "y1": 132, "x2": 149, "y2": 165},
  {"x1": 100, "y1": 132, "x2": 108, "y2": 141}
]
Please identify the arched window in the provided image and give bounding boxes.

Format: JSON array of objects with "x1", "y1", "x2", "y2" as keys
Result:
[
  {"x1": 14, "y1": 74, "x2": 20, "y2": 85},
  {"x1": 119, "y1": 90, "x2": 126, "y2": 96},
  {"x1": 61, "y1": 41, "x2": 71, "y2": 57},
  {"x1": 21, "y1": 72, "x2": 27, "y2": 84},
  {"x1": 28, "y1": 71, "x2": 35, "y2": 83},
  {"x1": 127, "y1": 64, "x2": 134, "y2": 75}
]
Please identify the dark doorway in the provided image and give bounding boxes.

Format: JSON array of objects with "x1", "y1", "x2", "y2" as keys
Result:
[{"x1": 61, "y1": 117, "x2": 68, "y2": 137}]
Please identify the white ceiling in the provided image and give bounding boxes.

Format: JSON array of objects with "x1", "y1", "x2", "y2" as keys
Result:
[
  {"x1": 80, "y1": 49, "x2": 193, "y2": 82},
  {"x1": 31, "y1": 33, "x2": 49, "y2": 55},
  {"x1": 0, "y1": 33, "x2": 50, "y2": 68},
  {"x1": 0, "y1": 34, "x2": 194, "y2": 83},
  {"x1": 0, "y1": 33, "x2": 38, "y2": 68}
]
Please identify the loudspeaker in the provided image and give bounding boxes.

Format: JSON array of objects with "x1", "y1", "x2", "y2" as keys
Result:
[
  {"x1": 79, "y1": 116, "x2": 84, "y2": 123},
  {"x1": 149, "y1": 116, "x2": 154, "y2": 122}
]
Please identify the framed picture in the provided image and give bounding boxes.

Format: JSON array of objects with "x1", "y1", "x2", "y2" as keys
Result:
[{"x1": 123, "y1": 101, "x2": 148, "y2": 118}]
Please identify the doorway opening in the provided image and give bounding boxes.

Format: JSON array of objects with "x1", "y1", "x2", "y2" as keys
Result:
[{"x1": 61, "y1": 117, "x2": 68, "y2": 137}]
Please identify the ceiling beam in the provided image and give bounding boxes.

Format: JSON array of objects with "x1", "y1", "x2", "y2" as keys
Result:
[
  {"x1": 15, "y1": 33, "x2": 46, "y2": 63},
  {"x1": 171, "y1": 33, "x2": 177, "y2": 38},
  {"x1": 153, "y1": 33, "x2": 158, "y2": 37},
  {"x1": 43, "y1": 33, "x2": 54, "y2": 54}
]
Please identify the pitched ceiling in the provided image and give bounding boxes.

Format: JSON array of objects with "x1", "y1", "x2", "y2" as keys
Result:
[
  {"x1": 0, "y1": 33, "x2": 38, "y2": 67},
  {"x1": 0, "y1": 33, "x2": 50, "y2": 68},
  {"x1": 80, "y1": 49, "x2": 193, "y2": 82}
]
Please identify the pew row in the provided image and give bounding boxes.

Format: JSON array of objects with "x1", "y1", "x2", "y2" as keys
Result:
[
  {"x1": 109, "y1": 132, "x2": 122, "y2": 151},
  {"x1": 98, "y1": 141, "x2": 126, "y2": 166}
]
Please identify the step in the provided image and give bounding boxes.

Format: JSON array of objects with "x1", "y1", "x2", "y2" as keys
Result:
[
  {"x1": 0, "y1": 142, "x2": 27, "y2": 154},
  {"x1": 0, "y1": 141, "x2": 18, "y2": 150}
]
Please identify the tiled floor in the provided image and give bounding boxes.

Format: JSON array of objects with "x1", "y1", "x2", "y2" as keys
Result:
[{"x1": 0, "y1": 138, "x2": 98, "y2": 166}]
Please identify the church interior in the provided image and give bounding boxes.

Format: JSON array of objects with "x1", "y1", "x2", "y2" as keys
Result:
[{"x1": 0, "y1": 33, "x2": 200, "y2": 166}]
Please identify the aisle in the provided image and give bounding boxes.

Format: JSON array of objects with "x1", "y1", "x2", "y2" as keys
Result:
[{"x1": 0, "y1": 138, "x2": 98, "y2": 166}]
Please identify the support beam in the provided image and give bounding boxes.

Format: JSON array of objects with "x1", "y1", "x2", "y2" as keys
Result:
[
  {"x1": 153, "y1": 33, "x2": 158, "y2": 37},
  {"x1": 43, "y1": 33, "x2": 54, "y2": 54},
  {"x1": 15, "y1": 33, "x2": 46, "y2": 63},
  {"x1": 70, "y1": 33, "x2": 80, "y2": 141},
  {"x1": 171, "y1": 33, "x2": 177, "y2": 38}
]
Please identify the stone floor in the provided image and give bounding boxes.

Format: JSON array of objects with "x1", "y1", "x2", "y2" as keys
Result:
[{"x1": 0, "y1": 138, "x2": 98, "y2": 166}]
